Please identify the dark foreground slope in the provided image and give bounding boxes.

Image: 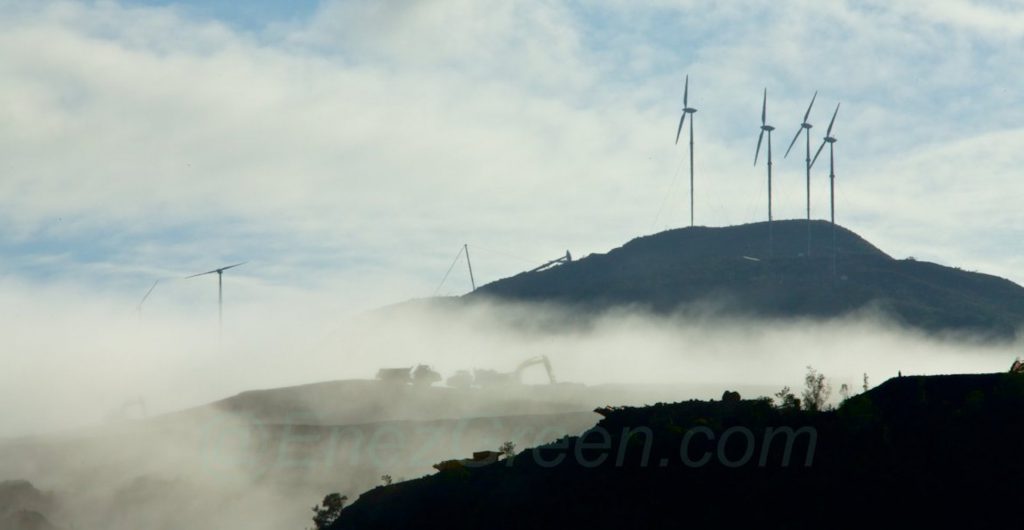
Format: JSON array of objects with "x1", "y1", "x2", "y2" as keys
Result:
[
  {"x1": 0, "y1": 480, "x2": 59, "y2": 530},
  {"x1": 330, "y1": 373, "x2": 1024, "y2": 529},
  {"x1": 469, "y1": 220, "x2": 1024, "y2": 339}
]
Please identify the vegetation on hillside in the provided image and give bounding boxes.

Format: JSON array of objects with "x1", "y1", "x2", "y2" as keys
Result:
[{"x1": 326, "y1": 371, "x2": 1024, "y2": 529}]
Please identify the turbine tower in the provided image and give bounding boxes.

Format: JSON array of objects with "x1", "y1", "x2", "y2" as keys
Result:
[
  {"x1": 753, "y1": 88, "x2": 776, "y2": 256},
  {"x1": 811, "y1": 103, "x2": 840, "y2": 277},
  {"x1": 674, "y1": 74, "x2": 698, "y2": 227},
  {"x1": 785, "y1": 91, "x2": 818, "y2": 256},
  {"x1": 186, "y1": 262, "x2": 246, "y2": 340}
]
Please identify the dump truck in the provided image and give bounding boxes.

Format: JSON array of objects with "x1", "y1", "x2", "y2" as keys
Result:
[{"x1": 376, "y1": 364, "x2": 442, "y2": 385}]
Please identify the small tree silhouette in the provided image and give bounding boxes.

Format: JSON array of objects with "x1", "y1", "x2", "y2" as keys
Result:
[
  {"x1": 802, "y1": 366, "x2": 832, "y2": 412},
  {"x1": 839, "y1": 383, "x2": 850, "y2": 402},
  {"x1": 311, "y1": 493, "x2": 347, "y2": 529},
  {"x1": 500, "y1": 440, "x2": 516, "y2": 460},
  {"x1": 381, "y1": 474, "x2": 393, "y2": 486},
  {"x1": 773, "y1": 386, "x2": 799, "y2": 410}
]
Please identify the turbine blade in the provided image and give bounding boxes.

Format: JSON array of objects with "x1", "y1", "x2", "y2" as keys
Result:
[
  {"x1": 754, "y1": 129, "x2": 764, "y2": 166},
  {"x1": 675, "y1": 112, "x2": 686, "y2": 145},
  {"x1": 810, "y1": 140, "x2": 826, "y2": 169},
  {"x1": 784, "y1": 126, "x2": 802, "y2": 158},
  {"x1": 803, "y1": 90, "x2": 818, "y2": 122},
  {"x1": 683, "y1": 74, "x2": 689, "y2": 108},
  {"x1": 219, "y1": 261, "x2": 247, "y2": 272},
  {"x1": 138, "y1": 279, "x2": 160, "y2": 307},
  {"x1": 761, "y1": 88, "x2": 767, "y2": 126},
  {"x1": 185, "y1": 262, "x2": 247, "y2": 278},
  {"x1": 826, "y1": 102, "x2": 840, "y2": 136}
]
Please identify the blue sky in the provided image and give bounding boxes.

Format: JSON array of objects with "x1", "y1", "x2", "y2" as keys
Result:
[
  {"x1": 1, "y1": 0, "x2": 1024, "y2": 433},
  {"x1": 128, "y1": 0, "x2": 321, "y2": 30}
]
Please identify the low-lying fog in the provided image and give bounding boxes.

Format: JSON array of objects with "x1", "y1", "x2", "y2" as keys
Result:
[
  {"x1": 0, "y1": 279, "x2": 1019, "y2": 529},
  {"x1": 2, "y1": 281, "x2": 1016, "y2": 438}
]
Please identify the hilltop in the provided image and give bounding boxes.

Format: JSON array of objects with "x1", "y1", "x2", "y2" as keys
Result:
[
  {"x1": 328, "y1": 372, "x2": 1024, "y2": 529},
  {"x1": 465, "y1": 220, "x2": 1024, "y2": 339}
]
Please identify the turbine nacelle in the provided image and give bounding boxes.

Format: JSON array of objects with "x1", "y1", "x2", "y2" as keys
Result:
[
  {"x1": 186, "y1": 261, "x2": 247, "y2": 279},
  {"x1": 811, "y1": 103, "x2": 841, "y2": 169},
  {"x1": 784, "y1": 91, "x2": 818, "y2": 159},
  {"x1": 754, "y1": 87, "x2": 774, "y2": 167},
  {"x1": 674, "y1": 75, "x2": 698, "y2": 145}
]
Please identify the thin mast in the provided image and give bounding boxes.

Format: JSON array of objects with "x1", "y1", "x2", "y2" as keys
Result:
[
  {"x1": 755, "y1": 88, "x2": 775, "y2": 257},
  {"x1": 767, "y1": 129, "x2": 773, "y2": 256},
  {"x1": 689, "y1": 111, "x2": 695, "y2": 227},
  {"x1": 464, "y1": 243, "x2": 476, "y2": 292},
  {"x1": 830, "y1": 141, "x2": 836, "y2": 278},
  {"x1": 806, "y1": 127, "x2": 812, "y2": 256},
  {"x1": 218, "y1": 271, "x2": 223, "y2": 340},
  {"x1": 786, "y1": 91, "x2": 817, "y2": 258}
]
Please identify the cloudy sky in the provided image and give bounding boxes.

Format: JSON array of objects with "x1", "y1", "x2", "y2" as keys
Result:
[
  {"x1": 1, "y1": 0, "x2": 1023, "y2": 433},
  {"x1": 3, "y1": 0, "x2": 1023, "y2": 309}
]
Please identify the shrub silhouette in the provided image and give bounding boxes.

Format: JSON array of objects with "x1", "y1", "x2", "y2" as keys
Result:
[
  {"x1": 311, "y1": 493, "x2": 347, "y2": 529},
  {"x1": 802, "y1": 365, "x2": 831, "y2": 411}
]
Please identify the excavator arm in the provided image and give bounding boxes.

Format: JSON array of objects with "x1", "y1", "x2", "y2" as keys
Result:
[{"x1": 514, "y1": 355, "x2": 556, "y2": 384}]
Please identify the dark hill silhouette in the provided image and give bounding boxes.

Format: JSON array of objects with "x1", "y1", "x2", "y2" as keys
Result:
[
  {"x1": 328, "y1": 372, "x2": 1024, "y2": 529},
  {"x1": 0, "y1": 480, "x2": 58, "y2": 530},
  {"x1": 467, "y1": 220, "x2": 1024, "y2": 339}
]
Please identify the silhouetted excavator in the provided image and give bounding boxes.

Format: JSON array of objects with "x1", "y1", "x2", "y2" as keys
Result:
[
  {"x1": 528, "y1": 251, "x2": 572, "y2": 273},
  {"x1": 472, "y1": 355, "x2": 556, "y2": 387}
]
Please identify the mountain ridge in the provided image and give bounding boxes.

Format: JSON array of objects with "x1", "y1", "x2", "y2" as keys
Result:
[{"x1": 462, "y1": 220, "x2": 1024, "y2": 340}]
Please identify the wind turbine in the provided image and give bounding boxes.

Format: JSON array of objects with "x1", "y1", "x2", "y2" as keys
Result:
[
  {"x1": 137, "y1": 279, "x2": 161, "y2": 318},
  {"x1": 186, "y1": 262, "x2": 246, "y2": 339},
  {"x1": 811, "y1": 102, "x2": 840, "y2": 276},
  {"x1": 785, "y1": 90, "x2": 818, "y2": 256},
  {"x1": 674, "y1": 74, "x2": 698, "y2": 227},
  {"x1": 754, "y1": 88, "x2": 776, "y2": 256}
]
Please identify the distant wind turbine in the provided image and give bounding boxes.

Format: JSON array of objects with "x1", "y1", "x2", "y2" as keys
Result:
[
  {"x1": 785, "y1": 90, "x2": 818, "y2": 256},
  {"x1": 811, "y1": 102, "x2": 841, "y2": 276},
  {"x1": 186, "y1": 262, "x2": 246, "y2": 339},
  {"x1": 753, "y1": 88, "x2": 776, "y2": 256},
  {"x1": 137, "y1": 279, "x2": 161, "y2": 318},
  {"x1": 674, "y1": 75, "x2": 698, "y2": 227}
]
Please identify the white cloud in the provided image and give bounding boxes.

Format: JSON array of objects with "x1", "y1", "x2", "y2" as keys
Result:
[{"x1": 0, "y1": 0, "x2": 1022, "y2": 432}]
